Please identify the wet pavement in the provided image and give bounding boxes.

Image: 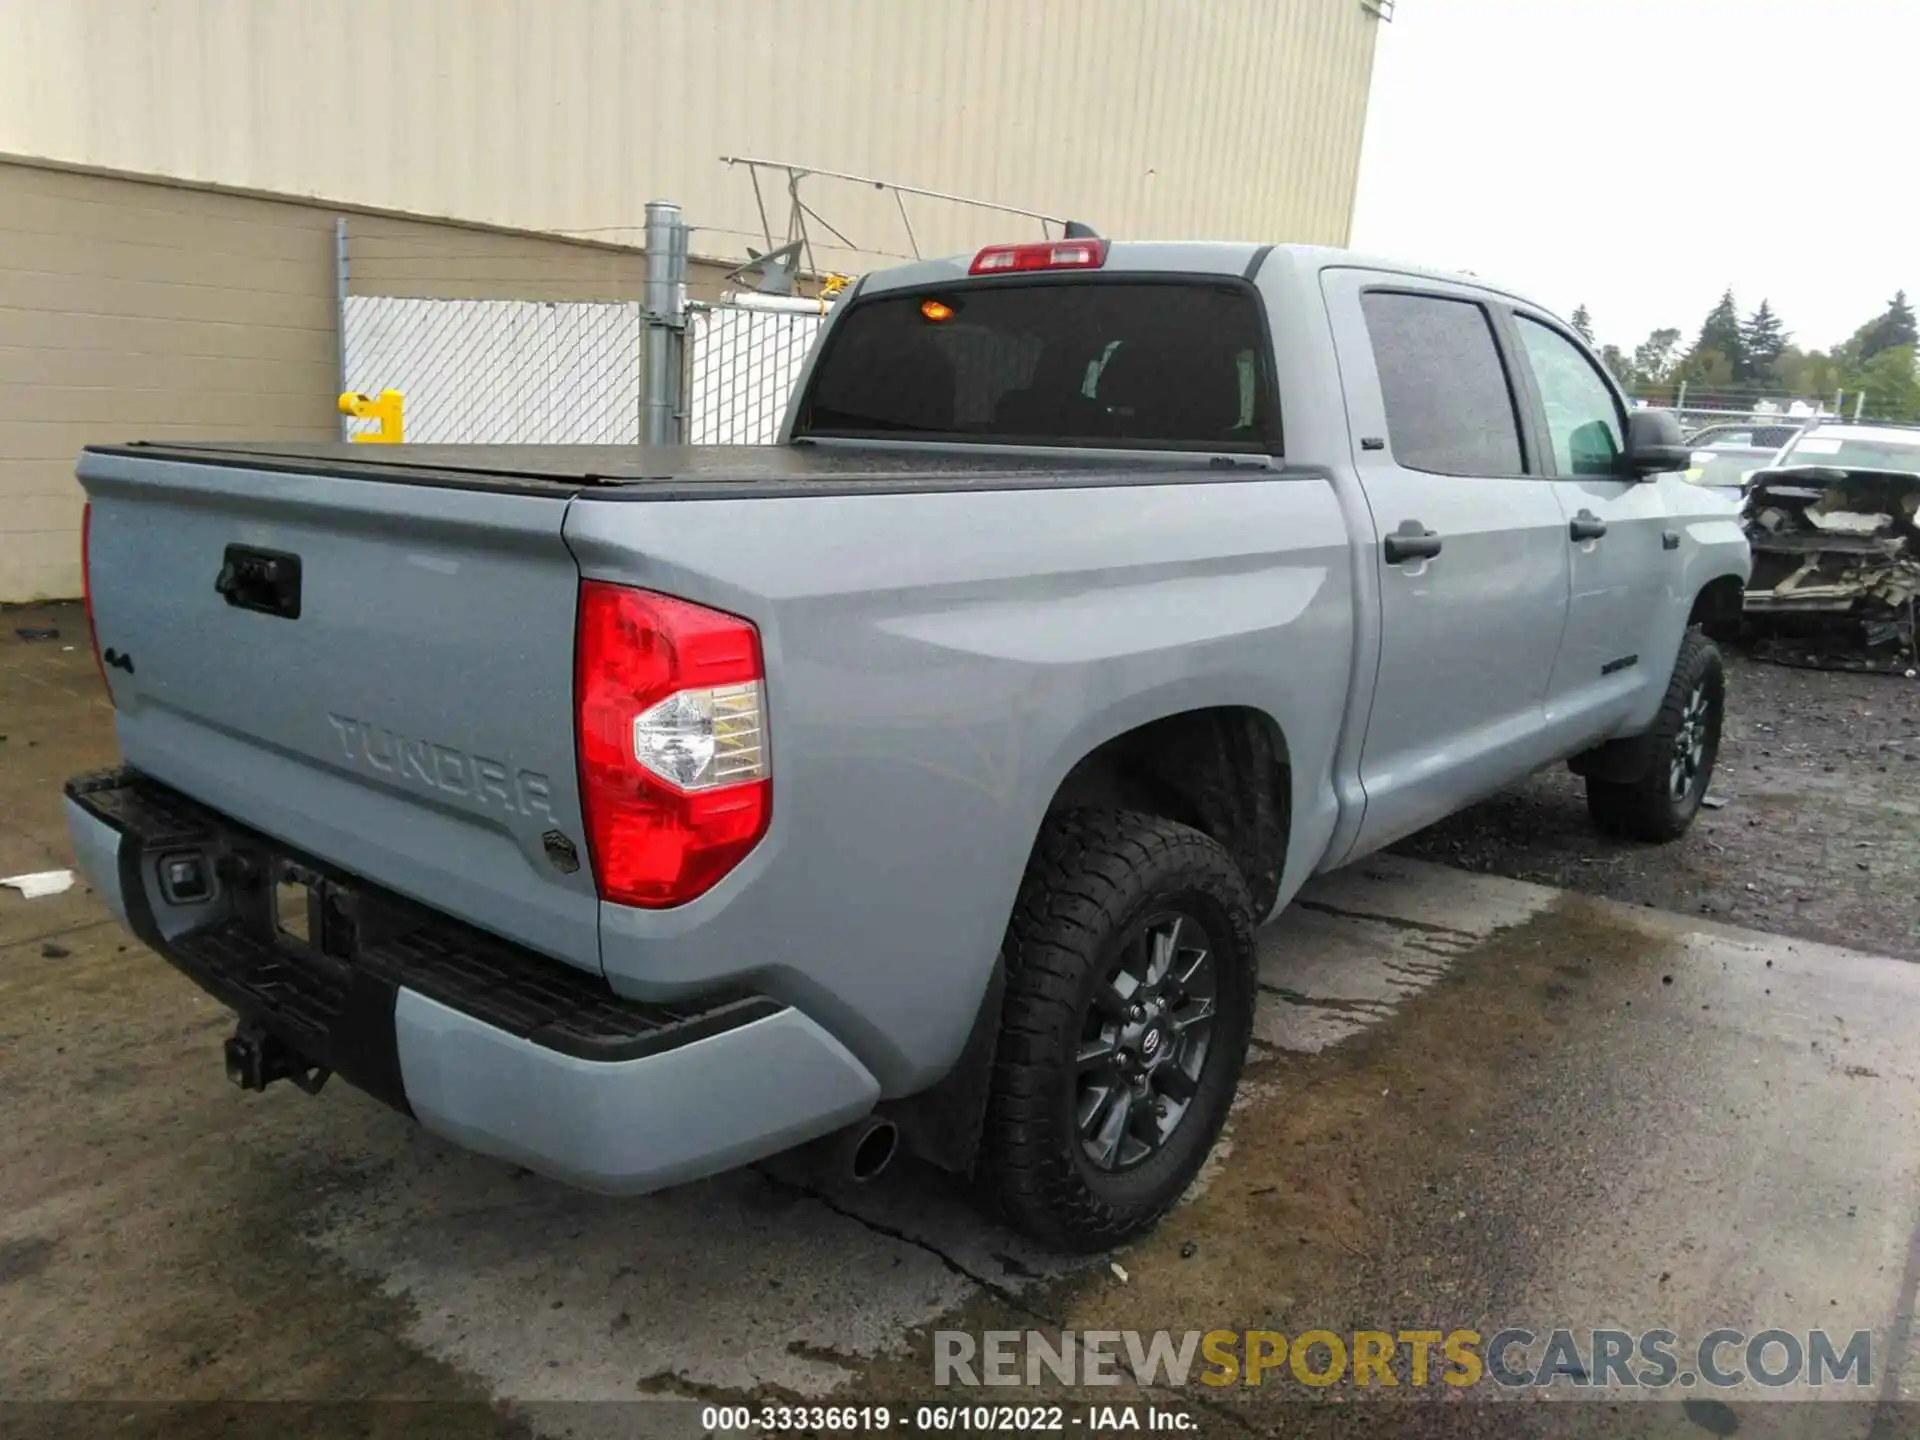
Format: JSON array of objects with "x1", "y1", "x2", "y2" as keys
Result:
[
  {"x1": 4, "y1": 603, "x2": 1918, "y2": 1438},
  {"x1": 1396, "y1": 649, "x2": 1920, "y2": 963}
]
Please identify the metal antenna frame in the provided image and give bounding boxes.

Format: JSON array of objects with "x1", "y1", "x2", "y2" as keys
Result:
[{"x1": 721, "y1": 155, "x2": 1080, "y2": 277}]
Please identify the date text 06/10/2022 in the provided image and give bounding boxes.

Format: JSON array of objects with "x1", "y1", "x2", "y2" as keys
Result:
[{"x1": 698, "y1": 1405, "x2": 1200, "y2": 1432}]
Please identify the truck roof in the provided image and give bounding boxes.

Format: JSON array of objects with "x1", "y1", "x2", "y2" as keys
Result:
[
  {"x1": 858, "y1": 240, "x2": 1551, "y2": 314},
  {"x1": 1795, "y1": 422, "x2": 1920, "y2": 446}
]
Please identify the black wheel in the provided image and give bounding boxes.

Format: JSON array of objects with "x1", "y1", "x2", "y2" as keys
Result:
[
  {"x1": 981, "y1": 809, "x2": 1256, "y2": 1252},
  {"x1": 1586, "y1": 630, "x2": 1726, "y2": 843}
]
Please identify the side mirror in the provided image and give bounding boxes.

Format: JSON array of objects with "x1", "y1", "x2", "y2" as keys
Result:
[{"x1": 1624, "y1": 409, "x2": 1690, "y2": 478}]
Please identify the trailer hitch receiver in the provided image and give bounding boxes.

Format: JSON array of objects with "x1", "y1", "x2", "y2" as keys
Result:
[{"x1": 224, "y1": 1023, "x2": 331, "y2": 1096}]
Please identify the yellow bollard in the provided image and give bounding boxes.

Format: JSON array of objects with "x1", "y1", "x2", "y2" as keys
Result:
[{"x1": 337, "y1": 390, "x2": 405, "y2": 443}]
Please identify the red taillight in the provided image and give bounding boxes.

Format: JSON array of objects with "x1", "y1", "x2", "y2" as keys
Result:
[
  {"x1": 81, "y1": 501, "x2": 110, "y2": 698},
  {"x1": 969, "y1": 239, "x2": 1108, "y2": 275},
  {"x1": 574, "y1": 581, "x2": 771, "y2": 908}
]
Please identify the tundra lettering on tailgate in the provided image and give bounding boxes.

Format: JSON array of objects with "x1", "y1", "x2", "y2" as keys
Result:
[{"x1": 326, "y1": 713, "x2": 554, "y2": 819}]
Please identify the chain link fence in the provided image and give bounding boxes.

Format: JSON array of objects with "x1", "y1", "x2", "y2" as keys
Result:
[
  {"x1": 342, "y1": 296, "x2": 827, "y2": 446},
  {"x1": 1628, "y1": 380, "x2": 1878, "y2": 429},
  {"x1": 684, "y1": 303, "x2": 827, "y2": 444},
  {"x1": 342, "y1": 297, "x2": 645, "y2": 443}
]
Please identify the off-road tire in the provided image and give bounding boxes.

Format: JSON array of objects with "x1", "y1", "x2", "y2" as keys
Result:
[
  {"x1": 1586, "y1": 630, "x2": 1726, "y2": 843},
  {"x1": 980, "y1": 809, "x2": 1256, "y2": 1252}
]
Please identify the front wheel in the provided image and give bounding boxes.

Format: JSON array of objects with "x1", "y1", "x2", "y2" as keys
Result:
[
  {"x1": 1586, "y1": 630, "x2": 1726, "y2": 842},
  {"x1": 980, "y1": 809, "x2": 1256, "y2": 1252}
]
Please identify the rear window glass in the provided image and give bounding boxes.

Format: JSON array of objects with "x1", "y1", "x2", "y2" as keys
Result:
[
  {"x1": 794, "y1": 281, "x2": 1278, "y2": 451},
  {"x1": 1361, "y1": 291, "x2": 1525, "y2": 477}
]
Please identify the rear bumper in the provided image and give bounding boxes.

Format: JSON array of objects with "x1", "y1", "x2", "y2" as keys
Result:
[{"x1": 64, "y1": 769, "x2": 879, "y2": 1193}]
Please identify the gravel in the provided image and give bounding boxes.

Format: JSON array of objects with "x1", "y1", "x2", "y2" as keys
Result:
[{"x1": 1393, "y1": 649, "x2": 1920, "y2": 962}]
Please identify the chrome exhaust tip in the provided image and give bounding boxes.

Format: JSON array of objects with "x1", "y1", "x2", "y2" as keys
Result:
[{"x1": 845, "y1": 1116, "x2": 899, "y2": 1183}]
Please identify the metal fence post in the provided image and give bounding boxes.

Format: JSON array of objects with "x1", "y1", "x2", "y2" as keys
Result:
[
  {"x1": 641, "y1": 200, "x2": 688, "y2": 445},
  {"x1": 335, "y1": 218, "x2": 351, "y2": 441}
]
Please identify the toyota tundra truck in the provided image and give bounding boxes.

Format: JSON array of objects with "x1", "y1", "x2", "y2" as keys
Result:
[{"x1": 65, "y1": 239, "x2": 1750, "y2": 1251}]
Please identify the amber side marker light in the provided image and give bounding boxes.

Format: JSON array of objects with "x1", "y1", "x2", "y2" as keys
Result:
[{"x1": 920, "y1": 298, "x2": 955, "y2": 322}]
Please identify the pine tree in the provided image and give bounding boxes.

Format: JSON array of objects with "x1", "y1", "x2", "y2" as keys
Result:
[
  {"x1": 1570, "y1": 305, "x2": 1594, "y2": 342},
  {"x1": 1890, "y1": 290, "x2": 1918, "y2": 350},
  {"x1": 1694, "y1": 289, "x2": 1748, "y2": 381},
  {"x1": 1857, "y1": 291, "x2": 1918, "y2": 362},
  {"x1": 1740, "y1": 300, "x2": 1789, "y2": 381}
]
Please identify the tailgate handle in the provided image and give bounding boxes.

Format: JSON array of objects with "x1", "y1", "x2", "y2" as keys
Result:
[{"x1": 215, "y1": 545, "x2": 303, "y2": 619}]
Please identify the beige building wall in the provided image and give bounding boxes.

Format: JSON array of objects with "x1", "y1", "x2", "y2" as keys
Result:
[
  {"x1": 0, "y1": 0, "x2": 1381, "y2": 600},
  {"x1": 0, "y1": 0, "x2": 1381, "y2": 270},
  {"x1": 0, "y1": 158, "x2": 720, "y2": 601}
]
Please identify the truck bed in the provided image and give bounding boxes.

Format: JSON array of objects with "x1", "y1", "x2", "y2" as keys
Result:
[
  {"x1": 76, "y1": 432, "x2": 1356, "y2": 1093},
  {"x1": 87, "y1": 440, "x2": 1272, "y2": 500}
]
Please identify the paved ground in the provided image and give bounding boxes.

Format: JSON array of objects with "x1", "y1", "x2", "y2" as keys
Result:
[
  {"x1": 1396, "y1": 650, "x2": 1920, "y2": 962},
  {"x1": 4, "y1": 603, "x2": 1918, "y2": 1438}
]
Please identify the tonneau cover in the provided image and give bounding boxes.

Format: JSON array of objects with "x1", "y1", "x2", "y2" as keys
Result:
[{"x1": 83, "y1": 441, "x2": 1254, "y2": 501}]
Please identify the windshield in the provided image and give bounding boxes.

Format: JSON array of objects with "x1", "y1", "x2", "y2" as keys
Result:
[
  {"x1": 1774, "y1": 433, "x2": 1920, "y2": 475},
  {"x1": 794, "y1": 280, "x2": 1278, "y2": 451}
]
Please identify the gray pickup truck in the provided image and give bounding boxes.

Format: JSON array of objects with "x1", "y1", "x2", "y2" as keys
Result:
[{"x1": 66, "y1": 239, "x2": 1750, "y2": 1250}]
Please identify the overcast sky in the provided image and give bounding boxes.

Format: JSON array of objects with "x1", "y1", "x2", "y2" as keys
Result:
[{"x1": 1350, "y1": 0, "x2": 1916, "y2": 354}]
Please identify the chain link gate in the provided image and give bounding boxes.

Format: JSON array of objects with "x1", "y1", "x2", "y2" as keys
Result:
[
  {"x1": 340, "y1": 296, "x2": 828, "y2": 446},
  {"x1": 684, "y1": 302, "x2": 828, "y2": 445},
  {"x1": 336, "y1": 201, "x2": 839, "y2": 446},
  {"x1": 342, "y1": 297, "x2": 646, "y2": 443}
]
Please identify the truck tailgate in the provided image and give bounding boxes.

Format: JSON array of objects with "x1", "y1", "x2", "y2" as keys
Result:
[{"x1": 77, "y1": 448, "x2": 600, "y2": 974}]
